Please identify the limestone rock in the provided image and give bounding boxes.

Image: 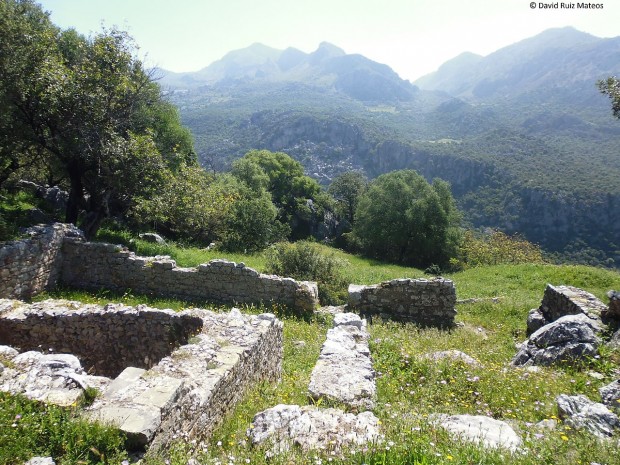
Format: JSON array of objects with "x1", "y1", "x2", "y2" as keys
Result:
[
  {"x1": 24, "y1": 458, "x2": 56, "y2": 465},
  {"x1": 248, "y1": 404, "x2": 380, "y2": 455},
  {"x1": 599, "y1": 380, "x2": 620, "y2": 413},
  {"x1": 0, "y1": 351, "x2": 88, "y2": 407},
  {"x1": 435, "y1": 414, "x2": 522, "y2": 451},
  {"x1": 333, "y1": 312, "x2": 364, "y2": 329},
  {"x1": 512, "y1": 314, "x2": 603, "y2": 367},
  {"x1": 0, "y1": 345, "x2": 19, "y2": 360},
  {"x1": 556, "y1": 394, "x2": 620, "y2": 438},
  {"x1": 139, "y1": 233, "x2": 167, "y2": 244},
  {"x1": 421, "y1": 350, "x2": 482, "y2": 368},
  {"x1": 308, "y1": 313, "x2": 375, "y2": 410}
]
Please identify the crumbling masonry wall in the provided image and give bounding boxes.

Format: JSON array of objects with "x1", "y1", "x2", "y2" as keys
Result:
[
  {"x1": 0, "y1": 224, "x2": 82, "y2": 299},
  {"x1": 0, "y1": 299, "x2": 283, "y2": 451},
  {"x1": 348, "y1": 278, "x2": 457, "y2": 327},
  {"x1": 0, "y1": 299, "x2": 204, "y2": 377},
  {"x1": 0, "y1": 224, "x2": 318, "y2": 314}
]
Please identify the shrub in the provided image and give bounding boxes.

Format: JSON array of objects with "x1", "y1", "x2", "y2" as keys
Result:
[
  {"x1": 457, "y1": 229, "x2": 545, "y2": 268},
  {"x1": 265, "y1": 241, "x2": 349, "y2": 305}
]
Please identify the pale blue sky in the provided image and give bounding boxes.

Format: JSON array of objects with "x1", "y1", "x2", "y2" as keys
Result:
[{"x1": 36, "y1": 0, "x2": 617, "y2": 81}]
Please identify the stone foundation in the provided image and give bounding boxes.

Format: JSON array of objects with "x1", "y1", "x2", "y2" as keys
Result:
[
  {"x1": 0, "y1": 299, "x2": 203, "y2": 377},
  {"x1": 348, "y1": 278, "x2": 457, "y2": 327},
  {"x1": 0, "y1": 299, "x2": 283, "y2": 452}
]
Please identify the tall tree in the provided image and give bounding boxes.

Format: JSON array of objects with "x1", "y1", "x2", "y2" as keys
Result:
[
  {"x1": 0, "y1": 0, "x2": 194, "y2": 237},
  {"x1": 353, "y1": 170, "x2": 461, "y2": 268}
]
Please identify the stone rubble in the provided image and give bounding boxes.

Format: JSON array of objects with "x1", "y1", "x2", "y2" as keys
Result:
[
  {"x1": 308, "y1": 312, "x2": 376, "y2": 411},
  {"x1": 248, "y1": 404, "x2": 380, "y2": 456},
  {"x1": 604, "y1": 290, "x2": 620, "y2": 320},
  {"x1": 556, "y1": 394, "x2": 620, "y2": 438},
  {"x1": 599, "y1": 380, "x2": 620, "y2": 413},
  {"x1": 0, "y1": 350, "x2": 109, "y2": 407}
]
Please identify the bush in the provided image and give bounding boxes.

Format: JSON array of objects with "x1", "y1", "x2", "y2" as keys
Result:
[
  {"x1": 353, "y1": 170, "x2": 461, "y2": 268},
  {"x1": 457, "y1": 229, "x2": 545, "y2": 268},
  {"x1": 265, "y1": 241, "x2": 349, "y2": 305}
]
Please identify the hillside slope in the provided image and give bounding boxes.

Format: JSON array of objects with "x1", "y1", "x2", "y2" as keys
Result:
[{"x1": 159, "y1": 30, "x2": 620, "y2": 266}]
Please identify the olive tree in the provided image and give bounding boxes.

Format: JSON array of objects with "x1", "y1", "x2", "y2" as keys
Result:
[{"x1": 353, "y1": 170, "x2": 461, "y2": 268}]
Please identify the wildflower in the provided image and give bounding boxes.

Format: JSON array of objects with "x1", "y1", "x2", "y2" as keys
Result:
[
  {"x1": 446, "y1": 455, "x2": 454, "y2": 461},
  {"x1": 122, "y1": 461, "x2": 129, "y2": 465},
  {"x1": 217, "y1": 441, "x2": 223, "y2": 446},
  {"x1": 561, "y1": 435, "x2": 569, "y2": 441}
]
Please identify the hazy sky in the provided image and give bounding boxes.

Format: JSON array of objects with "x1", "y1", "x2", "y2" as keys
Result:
[{"x1": 36, "y1": 0, "x2": 617, "y2": 81}]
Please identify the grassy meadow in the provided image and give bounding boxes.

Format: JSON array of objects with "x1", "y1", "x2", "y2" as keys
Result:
[{"x1": 4, "y1": 239, "x2": 620, "y2": 465}]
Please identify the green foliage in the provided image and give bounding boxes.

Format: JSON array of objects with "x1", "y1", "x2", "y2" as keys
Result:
[
  {"x1": 0, "y1": 190, "x2": 37, "y2": 241},
  {"x1": 597, "y1": 76, "x2": 620, "y2": 119},
  {"x1": 457, "y1": 229, "x2": 545, "y2": 269},
  {"x1": 0, "y1": 392, "x2": 127, "y2": 465},
  {"x1": 328, "y1": 171, "x2": 368, "y2": 226},
  {"x1": 0, "y1": 1, "x2": 195, "y2": 237},
  {"x1": 220, "y1": 189, "x2": 289, "y2": 252},
  {"x1": 353, "y1": 170, "x2": 462, "y2": 268},
  {"x1": 130, "y1": 165, "x2": 236, "y2": 245},
  {"x1": 265, "y1": 241, "x2": 349, "y2": 305},
  {"x1": 233, "y1": 150, "x2": 323, "y2": 240}
]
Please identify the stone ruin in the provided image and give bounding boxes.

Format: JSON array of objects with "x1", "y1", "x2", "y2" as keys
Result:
[
  {"x1": 0, "y1": 299, "x2": 282, "y2": 452},
  {"x1": 514, "y1": 284, "x2": 619, "y2": 367},
  {"x1": 0, "y1": 223, "x2": 319, "y2": 314},
  {"x1": 348, "y1": 277, "x2": 457, "y2": 327}
]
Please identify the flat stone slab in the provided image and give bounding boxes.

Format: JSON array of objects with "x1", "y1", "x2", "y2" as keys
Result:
[
  {"x1": 249, "y1": 404, "x2": 380, "y2": 455},
  {"x1": 308, "y1": 313, "x2": 376, "y2": 410},
  {"x1": 434, "y1": 414, "x2": 522, "y2": 452}
]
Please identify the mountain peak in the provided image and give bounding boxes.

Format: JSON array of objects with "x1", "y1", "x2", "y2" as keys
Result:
[{"x1": 310, "y1": 42, "x2": 346, "y2": 63}]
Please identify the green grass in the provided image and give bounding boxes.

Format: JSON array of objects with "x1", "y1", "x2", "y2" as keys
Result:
[{"x1": 4, "y1": 243, "x2": 620, "y2": 464}]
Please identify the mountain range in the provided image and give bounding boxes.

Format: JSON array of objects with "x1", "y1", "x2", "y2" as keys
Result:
[{"x1": 157, "y1": 27, "x2": 620, "y2": 267}]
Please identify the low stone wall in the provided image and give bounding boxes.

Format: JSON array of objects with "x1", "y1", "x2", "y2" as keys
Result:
[
  {"x1": 0, "y1": 224, "x2": 319, "y2": 314},
  {"x1": 540, "y1": 284, "x2": 607, "y2": 322},
  {"x1": 0, "y1": 299, "x2": 283, "y2": 452},
  {"x1": 0, "y1": 224, "x2": 82, "y2": 299},
  {"x1": 61, "y1": 239, "x2": 318, "y2": 314},
  {"x1": 527, "y1": 284, "x2": 607, "y2": 335},
  {"x1": 0, "y1": 299, "x2": 204, "y2": 377},
  {"x1": 348, "y1": 278, "x2": 457, "y2": 328}
]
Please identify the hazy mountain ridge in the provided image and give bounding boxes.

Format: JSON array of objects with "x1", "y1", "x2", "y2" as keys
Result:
[
  {"x1": 158, "y1": 42, "x2": 417, "y2": 103},
  {"x1": 161, "y1": 28, "x2": 620, "y2": 266}
]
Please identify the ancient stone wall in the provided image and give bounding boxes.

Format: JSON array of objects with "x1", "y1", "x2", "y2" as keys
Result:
[
  {"x1": 0, "y1": 224, "x2": 82, "y2": 299},
  {"x1": 60, "y1": 239, "x2": 318, "y2": 313},
  {"x1": 0, "y1": 224, "x2": 318, "y2": 314},
  {"x1": 0, "y1": 299, "x2": 283, "y2": 451},
  {"x1": 348, "y1": 278, "x2": 457, "y2": 327},
  {"x1": 0, "y1": 299, "x2": 204, "y2": 377}
]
